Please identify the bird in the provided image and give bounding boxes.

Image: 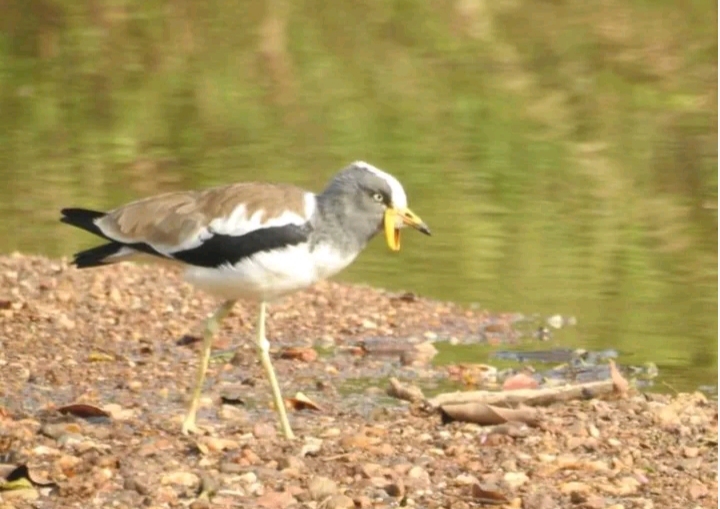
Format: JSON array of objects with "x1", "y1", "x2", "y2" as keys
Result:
[{"x1": 59, "y1": 161, "x2": 431, "y2": 440}]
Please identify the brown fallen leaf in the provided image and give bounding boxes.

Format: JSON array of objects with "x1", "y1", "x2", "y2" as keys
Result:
[
  {"x1": 279, "y1": 346, "x2": 318, "y2": 363},
  {"x1": 386, "y1": 377, "x2": 425, "y2": 403},
  {"x1": 471, "y1": 482, "x2": 509, "y2": 505},
  {"x1": 439, "y1": 403, "x2": 540, "y2": 427},
  {"x1": 608, "y1": 360, "x2": 629, "y2": 397},
  {"x1": 285, "y1": 392, "x2": 322, "y2": 412},
  {"x1": 1, "y1": 464, "x2": 59, "y2": 491},
  {"x1": 57, "y1": 403, "x2": 110, "y2": 420}
]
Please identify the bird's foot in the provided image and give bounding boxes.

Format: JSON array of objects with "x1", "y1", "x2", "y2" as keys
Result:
[{"x1": 180, "y1": 418, "x2": 207, "y2": 436}]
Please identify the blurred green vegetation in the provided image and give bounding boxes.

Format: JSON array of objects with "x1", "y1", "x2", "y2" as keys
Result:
[{"x1": 0, "y1": 0, "x2": 717, "y2": 391}]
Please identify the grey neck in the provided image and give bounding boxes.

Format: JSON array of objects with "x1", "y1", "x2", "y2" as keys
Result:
[{"x1": 311, "y1": 192, "x2": 382, "y2": 255}]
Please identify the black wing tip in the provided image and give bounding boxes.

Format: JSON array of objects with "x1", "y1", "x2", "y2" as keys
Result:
[
  {"x1": 60, "y1": 207, "x2": 107, "y2": 237},
  {"x1": 69, "y1": 242, "x2": 124, "y2": 269}
]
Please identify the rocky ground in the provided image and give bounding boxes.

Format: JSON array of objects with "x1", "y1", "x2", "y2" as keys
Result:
[{"x1": 0, "y1": 254, "x2": 717, "y2": 509}]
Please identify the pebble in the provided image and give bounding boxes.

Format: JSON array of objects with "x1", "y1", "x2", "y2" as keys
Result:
[
  {"x1": 278, "y1": 456, "x2": 306, "y2": 472},
  {"x1": 503, "y1": 471, "x2": 528, "y2": 489},
  {"x1": 238, "y1": 472, "x2": 258, "y2": 485},
  {"x1": 322, "y1": 494, "x2": 355, "y2": 509},
  {"x1": 560, "y1": 481, "x2": 591, "y2": 494},
  {"x1": 307, "y1": 475, "x2": 339, "y2": 500},
  {"x1": 406, "y1": 466, "x2": 430, "y2": 487},
  {"x1": 253, "y1": 422, "x2": 277, "y2": 439},
  {"x1": 256, "y1": 490, "x2": 297, "y2": 509},
  {"x1": 160, "y1": 471, "x2": 200, "y2": 488},
  {"x1": 455, "y1": 473, "x2": 479, "y2": 485},
  {"x1": 384, "y1": 478, "x2": 405, "y2": 498}
]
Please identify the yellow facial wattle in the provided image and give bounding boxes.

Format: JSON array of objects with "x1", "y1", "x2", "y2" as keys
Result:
[{"x1": 384, "y1": 209, "x2": 401, "y2": 251}]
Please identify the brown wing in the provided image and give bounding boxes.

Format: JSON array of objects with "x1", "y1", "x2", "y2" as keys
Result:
[{"x1": 95, "y1": 182, "x2": 311, "y2": 252}]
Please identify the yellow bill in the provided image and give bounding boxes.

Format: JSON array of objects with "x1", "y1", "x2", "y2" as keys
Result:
[{"x1": 384, "y1": 207, "x2": 432, "y2": 252}]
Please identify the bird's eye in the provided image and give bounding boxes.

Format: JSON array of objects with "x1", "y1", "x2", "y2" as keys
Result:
[{"x1": 372, "y1": 193, "x2": 384, "y2": 203}]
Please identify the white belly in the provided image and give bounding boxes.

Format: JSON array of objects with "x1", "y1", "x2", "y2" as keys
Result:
[{"x1": 183, "y1": 243, "x2": 358, "y2": 301}]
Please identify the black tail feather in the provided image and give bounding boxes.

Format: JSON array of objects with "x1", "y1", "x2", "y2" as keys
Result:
[
  {"x1": 61, "y1": 207, "x2": 122, "y2": 268},
  {"x1": 60, "y1": 208, "x2": 107, "y2": 238},
  {"x1": 71, "y1": 242, "x2": 127, "y2": 269}
]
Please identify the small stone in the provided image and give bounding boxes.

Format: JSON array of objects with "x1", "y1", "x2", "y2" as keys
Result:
[
  {"x1": 219, "y1": 462, "x2": 244, "y2": 474},
  {"x1": 522, "y1": 492, "x2": 556, "y2": 509},
  {"x1": 238, "y1": 472, "x2": 258, "y2": 485},
  {"x1": 406, "y1": 466, "x2": 430, "y2": 488},
  {"x1": 256, "y1": 490, "x2": 297, "y2": 509},
  {"x1": 241, "y1": 447, "x2": 262, "y2": 465},
  {"x1": 358, "y1": 463, "x2": 383, "y2": 478},
  {"x1": 278, "y1": 456, "x2": 306, "y2": 472},
  {"x1": 161, "y1": 471, "x2": 200, "y2": 489},
  {"x1": 614, "y1": 476, "x2": 640, "y2": 495},
  {"x1": 307, "y1": 475, "x2": 338, "y2": 500},
  {"x1": 560, "y1": 482, "x2": 591, "y2": 495},
  {"x1": 566, "y1": 436, "x2": 587, "y2": 450},
  {"x1": 253, "y1": 422, "x2": 277, "y2": 439},
  {"x1": 339, "y1": 434, "x2": 375, "y2": 450},
  {"x1": 103, "y1": 403, "x2": 134, "y2": 420},
  {"x1": 455, "y1": 473, "x2": 479, "y2": 485},
  {"x1": 199, "y1": 473, "x2": 220, "y2": 497},
  {"x1": 683, "y1": 446, "x2": 700, "y2": 458},
  {"x1": 371, "y1": 442, "x2": 395, "y2": 456},
  {"x1": 124, "y1": 476, "x2": 152, "y2": 496},
  {"x1": 584, "y1": 495, "x2": 606, "y2": 509},
  {"x1": 688, "y1": 480, "x2": 708, "y2": 500},
  {"x1": 384, "y1": 478, "x2": 405, "y2": 498},
  {"x1": 218, "y1": 404, "x2": 250, "y2": 422},
  {"x1": 361, "y1": 319, "x2": 377, "y2": 329},
  {"x1": 353, "y1": 495, "x2": 373, "y2": 508},
  {"x1": 400, "y1": 341, "x2": 438, "y2": 366},
  {"x1": 199, "y1": 436, "x2": 240, "y2": 453},
  {"x1": 502, "y1": 471, "x2": 528, "y2": 489},
  {"x1": 569, "y1": 491, "x2": 586, "y2": 504},
  {"x1": 300, "y1": 437, "x2": 323, "y2": 457},
  {"x1": 323, "y1": 494, "x2": 355, "y2": 509}
]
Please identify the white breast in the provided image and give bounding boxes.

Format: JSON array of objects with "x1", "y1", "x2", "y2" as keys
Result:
[{"x1": 182, "y1": 242, "x2": 358, "y2": 302}]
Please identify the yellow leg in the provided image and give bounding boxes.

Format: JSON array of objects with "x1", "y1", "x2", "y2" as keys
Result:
[
  {"x1": 256, "y1": 301, "x2": 295, "y2": 440},
  {"x1": 181, "y1": 299, "x2": 236, "y2": 435}
]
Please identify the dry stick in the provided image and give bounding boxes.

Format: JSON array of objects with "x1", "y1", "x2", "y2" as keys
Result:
[{"x1": 426, "y1": 379, "x2": 618, "y2": 410}]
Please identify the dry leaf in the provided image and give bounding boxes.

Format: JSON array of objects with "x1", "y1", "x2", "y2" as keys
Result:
[
  {"x1": 440, "y1": 402, "x2": 540, "y2": 426},
  {"x1": 285, "y1": 392, "x2": 322, "y2": 412},
  {"x1": 1, "y1": 464, "x2": 58, "y2": 491},
  {"x1": 471, "y1": 482, "x2": 509, "y2": 504},
  {"x1": 57, "y1": 403, "x2": 110, "y2": 420},
  {"x1": 279, "y1": 347, "x2": 318, "y2": 363}
]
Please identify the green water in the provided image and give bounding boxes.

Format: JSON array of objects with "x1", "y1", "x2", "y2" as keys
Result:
[{"x1": 1, "y1": 0, "x2": 717, "y2": 392}]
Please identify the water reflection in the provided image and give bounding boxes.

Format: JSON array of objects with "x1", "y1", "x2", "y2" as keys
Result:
[{"x1": 1, "y1": 0, "x2": 717, "y2": 392}]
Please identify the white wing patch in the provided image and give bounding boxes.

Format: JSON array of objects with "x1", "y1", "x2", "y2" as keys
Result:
[
  {"x1": 207, "y1": 192, "x2": 316, "y2": 237},
  {"x1": 352, "y1": 161, "x2": 408, "y2": 209}
]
